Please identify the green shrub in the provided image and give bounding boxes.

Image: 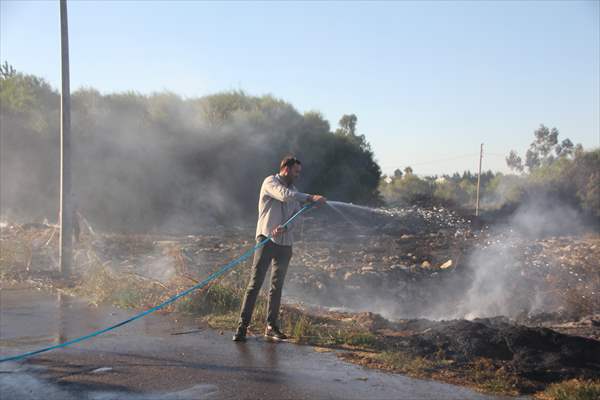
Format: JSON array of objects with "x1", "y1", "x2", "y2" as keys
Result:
[{"x1": 177, "y1": 284, "x2": 241, "y2": 315}]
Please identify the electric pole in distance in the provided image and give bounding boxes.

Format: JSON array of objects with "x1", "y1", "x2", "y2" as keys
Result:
[{"x1": 475, "y1": 143, "x2": 483, "y2": 217}]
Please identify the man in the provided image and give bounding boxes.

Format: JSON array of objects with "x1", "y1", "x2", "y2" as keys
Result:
[{"x1": 233, "y1": 156, "x2": 326, "y2": 342}]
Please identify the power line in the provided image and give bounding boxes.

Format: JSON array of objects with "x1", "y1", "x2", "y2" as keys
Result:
[
  {"x1": 381, "y1": 150, "x2": 512, "y2": 170},
  {"x1": 485, "y1": 152, "x2": 507, "y2": 157},
  {"x1": 381, "y1": 153, "x2": 479, "y2": 169}
]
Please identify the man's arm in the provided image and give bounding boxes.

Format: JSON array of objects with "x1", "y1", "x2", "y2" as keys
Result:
[{"x1": 263, "y1": 176, "x2": 311, "y2": 203}]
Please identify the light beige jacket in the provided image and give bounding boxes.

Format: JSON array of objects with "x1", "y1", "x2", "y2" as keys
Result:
[{"x1": 255, "y1": 174, "x2": 310, "y2": 246}]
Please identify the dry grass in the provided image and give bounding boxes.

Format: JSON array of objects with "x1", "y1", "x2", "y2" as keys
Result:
[
  {"x1": 74, "y1": 263, "x2": 168, "y2": 308},
  {"x1": 339, "y1": 351, "x2": 523, "y2": 396},
  {"x1": 0, "y1": 225, "x2": 57, "y2": 281},
  {"x1": 537, "y1": 379, "x2": 600, "y2": 400}
]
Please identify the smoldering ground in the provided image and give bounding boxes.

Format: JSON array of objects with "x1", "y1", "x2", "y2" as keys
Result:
[
  {"x1": 444, "y1": 198, "x2": 590, "y2": 320},
  {"x1": 281, "y1": 197, "x2": 598, "y2": 323}
]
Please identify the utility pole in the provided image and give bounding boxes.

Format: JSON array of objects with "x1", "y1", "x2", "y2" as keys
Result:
[
  {"x1": 59, "y1": 0, "x2": 73, "y2": 277},
  {"x1": 475, "y1": 143, "x2": 483, "y2": 217}
]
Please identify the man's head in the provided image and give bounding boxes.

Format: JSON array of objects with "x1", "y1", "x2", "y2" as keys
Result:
[{"x1": 279, "y1": 156, "x2": 302, "y2": 184}]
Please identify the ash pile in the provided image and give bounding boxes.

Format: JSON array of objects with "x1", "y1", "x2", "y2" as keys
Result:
[{"x1": 370, "y1": 316, "x2": 600, "y2": 391}]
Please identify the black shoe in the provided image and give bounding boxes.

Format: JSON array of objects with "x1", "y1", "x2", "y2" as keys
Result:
[
  {"x1": 264, "y1": 325, "x2": 287, "y2": 341},
  {"x1": 232, "y1": 326, "x2": 247, "y2": 342}
]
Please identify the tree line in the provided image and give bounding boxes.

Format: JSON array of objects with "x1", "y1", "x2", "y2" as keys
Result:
[
  {"x1": 0, "y1": 63, "x2": 381, "y2": 231},
  {"x1": 379, "y1": 124, "x2": 599, "y2": 219},
  {"x1": 2, "y1": 63, "x2": 598, "y2": 230}
]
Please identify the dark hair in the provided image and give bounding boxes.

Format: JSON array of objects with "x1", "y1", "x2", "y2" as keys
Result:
[{"x1": 279, "y1": 155, "x2": 302, "y2": 171}]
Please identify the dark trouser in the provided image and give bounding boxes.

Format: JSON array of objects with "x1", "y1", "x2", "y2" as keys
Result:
[{"x1": 238, "y1": 236, "x2": 292, "y2": 328}]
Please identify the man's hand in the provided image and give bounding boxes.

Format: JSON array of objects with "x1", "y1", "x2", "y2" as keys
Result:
[
  {"x1": 271, "y1": 225, "x2": 287, "y2": 237},
  {"x1": 309, "y1": 194, "x2": 327, "y2": 207}
]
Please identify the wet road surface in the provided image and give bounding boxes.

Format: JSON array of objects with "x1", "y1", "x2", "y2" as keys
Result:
[{"x1": 1, "y1": 289, "x2": 522, "y2": 399}]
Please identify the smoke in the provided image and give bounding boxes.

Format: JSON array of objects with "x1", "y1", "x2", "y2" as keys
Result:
[
  {"x1": 137, "y1": 254, "x2": 177, "y2": 284},
  {"x1": 479, "y1": 174, "x2": 524, "y2": 210},
  {"x1": 67, "y1": 91, "x2": 275, "y2": 232},
  {"x1": 1, "y1": 80, "x2": 382, "y2": 234},
  {"x1": 438, "y1": 198, "x2": 588, "y2": 320},
  {"x1": 287, "y1": 197, "x2": 593, "y2": 322},
  {"x1": 0, "y1": 90, "x2": 294, "y2": 232}
]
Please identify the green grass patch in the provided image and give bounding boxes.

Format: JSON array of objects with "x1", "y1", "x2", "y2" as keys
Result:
[
  {"x1": 335, "y1": 331, "x2": 378, "y2": 347},
  {"x1": 540, "y1": 379, "x2": 600, "y2": 400},
  {"x1": 177, "y1": 284, "x2": 241, "y2": 315},
  {"x1": 375, "y1": 351, "x2": 438, "y2": 374}
]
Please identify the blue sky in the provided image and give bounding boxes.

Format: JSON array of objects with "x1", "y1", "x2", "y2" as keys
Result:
[{"x1": 1, "y1": 0, "x2": 598, "y2": 175}]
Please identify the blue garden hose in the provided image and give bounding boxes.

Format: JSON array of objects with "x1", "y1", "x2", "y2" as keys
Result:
[{"x1": 0, "y1": 203, "x2": 314, "y2": 363}]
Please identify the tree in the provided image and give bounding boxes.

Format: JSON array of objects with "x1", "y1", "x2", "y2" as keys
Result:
[
  {"x1": 525, "y1": 148, "x2": 540, "y2": 171},
  {"x1": 461, "y1": 170, "x2": 476, "y2": 182},
  {"x1": 335, "y1": 113, "x2": 370, "y2": 151},
  {"x1": 393, "y1": 168, "x2": 403, "y2": 179},
  {"x1": 506, "y1": 124, "x2": 580, "y2": 173},
  {"x1": 555, "y1": 138, "x2": 574, "y2": 158},
  {"x1": 532, "y1": 124, "x2": 559, "y2": 160},
  {"x1": 0, "y1": 61, "x2": 16, "y2": 79},
  {"x1": 337, "y1": 114, "x2": 357, "y2": 136},
  {"x1": 382, "y1": 173, "x2": 434, "y2": 206},
  {"x1": 404, "y1": 166, "x2": 413, "y2": 175},
  {"x1": 506, "y1": 150, "x2": 524, "y2": 173}
]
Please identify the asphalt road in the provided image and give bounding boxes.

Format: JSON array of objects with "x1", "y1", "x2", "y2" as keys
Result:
[{"x1": 0, "y1": 289, "x2": 519, "y2": 400}]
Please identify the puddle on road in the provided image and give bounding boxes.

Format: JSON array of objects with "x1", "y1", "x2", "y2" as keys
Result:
[
  {"x1": 0, "y1": 288, "x2": 185, "y2": 357},
  {"x1": 90, "y1": 384, "x2": 218, "y2": 400},
  {"x1": 1, "y1": 289, "x2": 514, "y2": 400},
  {"x1": 1, "y1": 362, "x2": 218, "y2": 400}
]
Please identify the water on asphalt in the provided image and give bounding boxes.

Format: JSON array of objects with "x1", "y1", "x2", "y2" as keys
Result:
[{"x1": 0, "y1": 289, "x2": 523, "y2": 399}]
